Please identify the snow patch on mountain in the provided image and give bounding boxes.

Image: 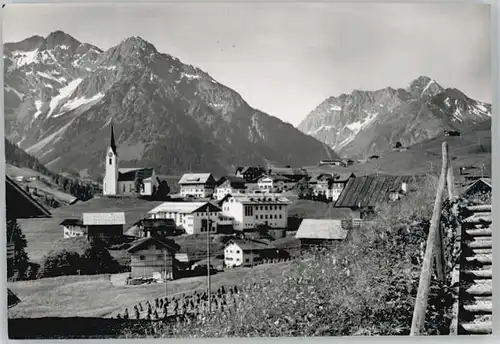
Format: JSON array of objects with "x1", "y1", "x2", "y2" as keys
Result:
[
  {"x1": 308, "y1": 124, "x2": 336, "y2": 135},
  {"x1": 346, "y1": 111, "x2": 378, "y2": 132},
  {"x1": 47, "y1": 78, "x2": 83, "y2": 118},
  {"x1": 421, "y1": 79, "x2": 436, "y2": 96},
  {"x1": 53, "y1": 92, "x2": 104, "y2": 117},
  {"x1": 11, "y1": 49, "x2": 39, "y2": 69},
  {"x1": 36, "y1": 71, "x2": 66, "y2": 84},
  {"x1": 181, "y1": 72, "x2": 200, "y2": 80}
]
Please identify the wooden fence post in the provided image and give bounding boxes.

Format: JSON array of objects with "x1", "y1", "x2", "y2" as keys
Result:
[
  {"x1": 435, "y1": 144, "x2": 454, "y2": 282},
  {"x1": 410, "y1": 142, "x2": 449, "y2": 336}
]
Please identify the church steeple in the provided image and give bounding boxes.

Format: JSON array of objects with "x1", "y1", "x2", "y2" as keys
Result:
[{"x1": 110, "y1": 124, "x2": 117, "y2": 156}]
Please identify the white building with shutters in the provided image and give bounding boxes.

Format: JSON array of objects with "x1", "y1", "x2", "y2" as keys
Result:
[
  {"x1": 147, "y1": 201, "x2": 221, "y2": 235},
  {"x1": 219, "y1": 194, "x2": 291, "y2": 231}
]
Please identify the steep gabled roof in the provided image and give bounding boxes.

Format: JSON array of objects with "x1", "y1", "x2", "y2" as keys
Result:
[
  {"x1": 117, "y1": 168, "x2": 154, "y2": 182},
  {"x1": 127, "y1": 236, "x2": 180, "y2": 254},
  {"x1": 317, "y1": 172, "x2": 355, "y2": 183},
  {"x1": 83, "y1": 212, "x2": 126, "y2": 225},
  {"x1": 148, "y1": 201, "x2": 221, "y2": 214},
  {"x1": 463, "y1": 178, "x2": 492, "y2": 195},
  {"x1": 60, "y1": 219, "x2": 84, "y2": 226},
  {"x1": 7, "y1": 288, "x2": 21, "y2": 308},
  {"x1": 334, "y1": 174, "x2": 428, "y2": 208},
  {"x1": 110, "y1": 124, "x2": 118, "y2": 156},
  {"x1": 226, "y1": 239, "x2": 272, "y2": 251},
  {"x1": 296, "y1": 219, "x2": 350, "y2": 240},
  {"x1": 5, "y1": 175, "x2": 52, "y2": 220},
  {"x1": 259, "y1": 174, "x2": 292, "y2": 182},
  {"x1": 221, "y1": 194, "x2": 291, "y2": 205},
  {"x1": 179, "y1": 173, "x2": 214, "y2": 185},
  {"x1": 216, "y1": 176, "x2": 246, "y2": 187}
]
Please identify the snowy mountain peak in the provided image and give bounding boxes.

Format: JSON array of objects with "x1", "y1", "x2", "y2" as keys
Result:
[
  {"x1": 407, "y1": 75, "x2": 444, "y2": 98},
  {"x1": 298, "y1": 75, "x2": 491, "y2": 159}
]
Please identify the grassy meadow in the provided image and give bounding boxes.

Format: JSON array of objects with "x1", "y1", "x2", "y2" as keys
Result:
[{"x1": 8, "y1": 261, "x2": 295, "y2": 319}]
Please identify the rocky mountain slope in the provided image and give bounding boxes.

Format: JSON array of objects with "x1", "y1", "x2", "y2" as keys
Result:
[
  {"x1": 298, "y1": 76, "x2": 491, "y2": 159},
  {"x1": 4, "y1": 31, "x2": 337, "y2": 179}
]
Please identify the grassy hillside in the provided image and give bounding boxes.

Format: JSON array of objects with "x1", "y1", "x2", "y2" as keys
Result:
[
  {"x1": 7, "y1": 261, "x2": 295, "y2": 319},
  {"x1": 17, "y1": 197, "x2": 163, "y2": 263},
  {"x1": 6, "y1": 163, "x2": 77, "y2": 206}
]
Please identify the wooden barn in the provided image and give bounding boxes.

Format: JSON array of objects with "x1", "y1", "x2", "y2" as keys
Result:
[
  {"x1": 82, "y1": 212, "x2": 125, "y2": 243},
  {"x1": 295, "y1": 219, "x2": 351, "y2": 249},
  {"x1": 334, "y1": 174, "x2": 429, "y2": 218},
  {"x1": 127, "y1": 236, "x2": 180, "y2": 280}
]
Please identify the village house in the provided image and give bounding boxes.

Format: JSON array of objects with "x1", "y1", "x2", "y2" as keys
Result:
[
  {"x1": 103, "y1": 126, "x2": 158, "y2": 196},
  {"x1": 60, "y1": 219, "x2": 86, "y2": 238},
  {"x1": 268, "y1": 167, "x2": 309, "y2": 183},
  {"x1": 147, "y1": 202, "x2": 222, "y2": 235},
  {"x1": 219, "y1": 194, "x2": 291, "y2": 231},
  {"x1": 257, "y1": 174, "x2": 294, "y2": 193},
  {"x1": 125, "y1": 218, "x2": 177, "y2": 238},
  {"x1": 235, "y1": 166, "x2": 266, "y2": 182},
  {"x1": 313, "y1": 172, "x2": 355, "y2": 201},
  {"x1": 82, "y1": 212, "x2": 126, "y2": 243},
  {"x1": 178, "y1": 173, "x2": 217, "y2": 198},
  {"x1": 127, "y1": 236, "x2": 180, "y2": 281},
  {"x1": 224, "y1": 239, "x2": 279, "y2": 267},
  {"x1": 444, "y1": 129, "x2": 461, "y2": 137},
  {"x1": 215, "y1": 176, "x2": 246, "y2": 200},
  {"x1": 295, "y1": 219, "x2": 352, "y2": 248}
]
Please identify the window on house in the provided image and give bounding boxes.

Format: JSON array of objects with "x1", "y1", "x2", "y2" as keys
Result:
[
  {"x1": 236, "y1": 258, "x2": 240, "y2": 262},
  {"x1": 236, "y1": 250, "x2": 240, "y2": 254},
  {"x1": 260, "y1": 215, "x2": 263, "y2": 219},
  {"x1": 109, "y1": 158, "x2": 112, "y2": 165},
  {"x1": 265, "y1": 215, "x2": 268, "y2": 219},
  {"x1": 140, "y1": 255, "x2": 145, "y2": 260},
  {"x1": 245, "y1": 258, "x2": 249, "y2": 262},
  {"x1": 122, "y1": 184, "x2": 125, "y2": 192},
  {"x1": 279, "y1": 214, "x2": 282, "y2": 219}
]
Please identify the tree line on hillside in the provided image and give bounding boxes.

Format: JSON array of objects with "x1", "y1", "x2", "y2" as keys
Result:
[
  {"x1": 51, "y1": 174, "x2": 96, "y2": 201},
  {"x1": 5, "y1": 138, "x2": 99, "y2": 201},
  {"x1": 5, "y1": 139, "x2": 54, "y2": 177}
]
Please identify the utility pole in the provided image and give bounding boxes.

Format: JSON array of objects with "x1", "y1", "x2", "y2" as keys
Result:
[
  {"x1": 206, "y1": 205, "x2": 211, "y2": 313},
  {"x1": 164, "y1": 249, "x2": 168, "y2": 298}
]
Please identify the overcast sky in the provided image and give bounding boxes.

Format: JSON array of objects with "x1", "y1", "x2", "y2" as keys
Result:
[{"x1": 2, "y1": 2, "x2": 491, "y2": 126}]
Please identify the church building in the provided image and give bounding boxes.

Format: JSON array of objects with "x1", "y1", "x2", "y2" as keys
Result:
[{"x1": 103, "y1": 126, "x2": 158, "y2": 196}]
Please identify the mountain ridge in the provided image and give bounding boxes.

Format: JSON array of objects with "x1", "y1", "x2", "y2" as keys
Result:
[
  {"x1": 298, "y1": 76, "x2": 491, "y2": 159},
  {"x1": 4, "y1": 31, "x2": 338, "y2": 179}
]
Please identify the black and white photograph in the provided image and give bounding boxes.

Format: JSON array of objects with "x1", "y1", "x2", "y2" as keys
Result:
[{"x1": 3, "y1": 1, "x2": 493, "y2": 339}]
